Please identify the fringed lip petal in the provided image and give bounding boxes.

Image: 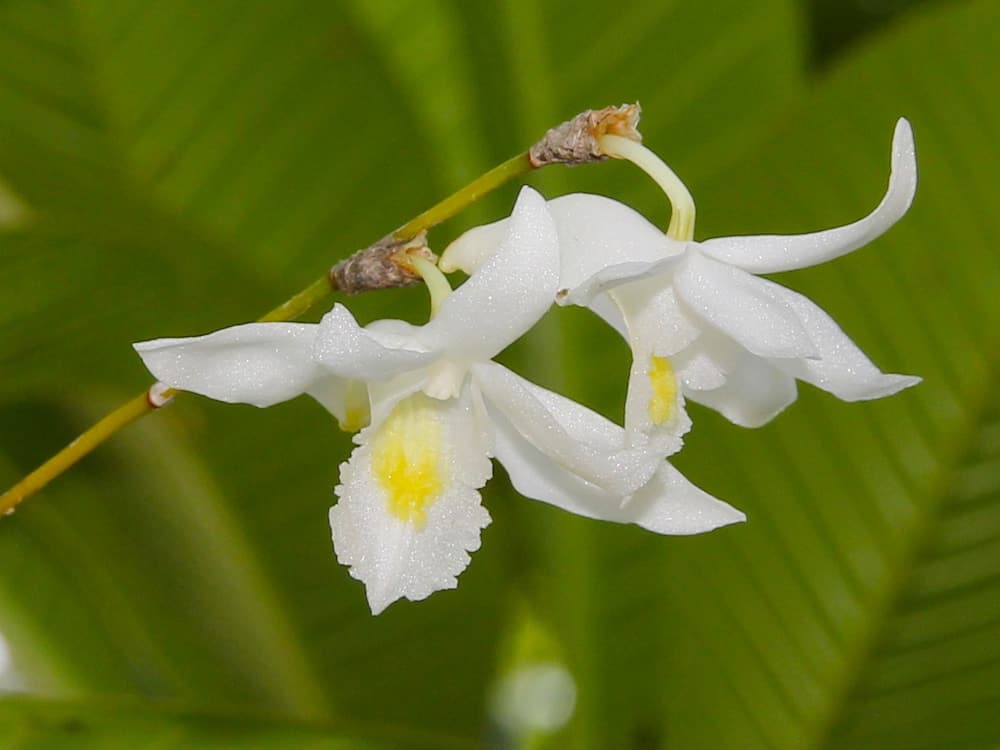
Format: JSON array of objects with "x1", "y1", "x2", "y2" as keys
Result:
[
  {"x1": 329, "y1": 391, "x2": 492, "y2": 615},
  {"x1": 674, "y1": 252, "x2": 820, "y2": 359},
  {"x1": 134, "y1": 323, "x2": 324, "y2": 408},
  {"x1": 422, "y1": 186, "x2": 559, "y2": 361},
  {"x1": 699, "y1": 118, "x2": 917, "y2": 274}
]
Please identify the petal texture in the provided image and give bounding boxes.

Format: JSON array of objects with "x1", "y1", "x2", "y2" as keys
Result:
[
  {"x1": 134, "y1": 323, "x2": 323, "y2": 408},
  {"x1": 685, "y1": 352, "x2": 799, "y2": 428},
  {"x1": 329, "y1": 391, "x2": 492, "y2": 615},
  {"x1": 699, "y1": 118, "x2": 917, "y2": 273},
  {"x1": 488, "y1": 385, "x2": 743, "y2": 534},
  {"x1": 765, "y1": 284, "x2": 921, "y2": 400},
  {"x1": 674, "y1": 252, "x2": 819, "y2": 359},
  {"x1": 475, "y1": 363, "x2": 662, "y2": 497},
  {"x1": 546, "y1": 193, "x2": 683, "y2": 291},
  {"x1": 313, "y1": 305, "x2": 434, "y2": 381},
  {"x1": 423, "y1": 186, "x2": 559, "y2": 361}
]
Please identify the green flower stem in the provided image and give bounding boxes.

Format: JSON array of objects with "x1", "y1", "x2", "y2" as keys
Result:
[
  {"x1": 1, "y1": 151, "x2": 537, "y2": 514},
  {"x1": 1, "y1": 392, "x2": 156, "y2": 515},
  {"x1": 392, "y1": 153, "x2": 533, "y2": 241}
]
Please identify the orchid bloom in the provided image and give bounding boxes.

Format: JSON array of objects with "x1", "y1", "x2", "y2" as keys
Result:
[
  {"x1": 134, "y1": 187, "x2": 743, "y2": 615},
  {"x1": 442, "y1": 119, "x2": 920, "y2": 434}
]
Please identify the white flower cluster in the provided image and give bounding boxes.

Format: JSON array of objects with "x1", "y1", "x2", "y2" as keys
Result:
[{"x1": 135, "y1": 120, "x2": 918, "y2": 614}]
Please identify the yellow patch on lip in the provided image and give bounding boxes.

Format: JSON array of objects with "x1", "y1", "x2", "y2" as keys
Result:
[
  {"x1": 371, "y1": 394, "x2": 444, "y2": 528},
  {"x1": 648, "y1": 355, "x2": 677, "y2": 425}
]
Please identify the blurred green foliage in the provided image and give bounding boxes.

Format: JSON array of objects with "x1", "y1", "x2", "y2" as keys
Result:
[{"x1": 1, "y1": 0, "x2": 999, "y2": 748}]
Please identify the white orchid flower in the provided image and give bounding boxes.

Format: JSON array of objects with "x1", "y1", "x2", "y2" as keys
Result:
[
  {"x1": 442, "y1": 119, "x2": 920, "y2": 433},
  {"x1": 134, "y1": 187, "x2": 743, "y2": 615}
]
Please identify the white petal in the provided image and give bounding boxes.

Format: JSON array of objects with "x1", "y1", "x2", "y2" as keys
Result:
[
  {"x1": 474, "y1": 363, "x2": 661, "y2": 497},
  {"x1": 621, "y1": 345, "x2": 691, "y2": 456},
  {"x1": 439, "y1": 218, "x2": 507, "y2": 275},
  {"x1": 308, "y1": 377, "x2": 370, "y2": 431},
  {"x1": 766, "y1": 285, "x2": 921, "y2": 400},
  {"x1": 134, "y1": 323, "x2": 323, "y2": 407},
  {"x1": 559, "y1": 254, "x2": 681, "y2": 308},
  {"x1": 489, "y1": 395, "x2": 742, "y2": 534},
  {"x1": 546, "y1": 193, "x2": 683, "y2": 291},
  {"x1": 422, "y1": 186, "x2": 559, "y2": 361},
  {"x1": 699, "y1": 119, "x2": 917, "y2": 273},
  {"x1": 685, "y1": 351, "x2": 798, "y2": 427},
  {"x1": 443, "y1": 192, "x2": 686, "y2": 309},
  {"x1": 674, "y1": 252, "x2": 819, "y2": 359},
  {"x1": 313, "y1": 304, "x2": 434, "y2": 380},
  {"x1": 329, "y1": 391, "x2": 492, "y2": 615},
  {"x1": 622, "y1": 462, "x2": 745, "y2": 534}
]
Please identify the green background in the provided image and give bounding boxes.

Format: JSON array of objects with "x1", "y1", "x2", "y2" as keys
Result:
[{"x1": 1, "y1": 0, "x2": 998, "y2": 747}]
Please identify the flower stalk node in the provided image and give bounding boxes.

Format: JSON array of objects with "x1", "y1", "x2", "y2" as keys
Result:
[
  {"x1": 329, "y1": 231, "x2": 437, "y2": 295},
  {"x1": 147, "y1": 382, "x2": 176, "y2": 408},
  {"x1": 528, "y1": 103, "x2": 642, "y2": 168}
]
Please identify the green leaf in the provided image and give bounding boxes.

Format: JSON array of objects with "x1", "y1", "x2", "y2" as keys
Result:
[
  {"x1": 30, "y1": 0, "x2": 1000, "y2": 749},
  {"x1": 522, "y1": 1, "x2": 1000, "y2": 748},
  {"x1": 0, "y1": 696, "x2": 474, "y2": 749}
]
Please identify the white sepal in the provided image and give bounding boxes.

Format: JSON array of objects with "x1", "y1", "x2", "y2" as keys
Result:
[
  {"x1": 489, "y1": 389, "x2": 743, "y2": 535},
  {"x1": 699, "y1": 118, "x2": 917, "y2": 274},
  {"x1": 133, "y1": 323, "x2": 324, "y2": 408},
  {"x1": 313, "y1": 305, "x2": 434, "y2": 381},
  {"x1": 674, "y1": 253, "x2": 819, "y2": 359},
  {"x1": 474, "y1": 363, "x2": 662, "y2": 498},
  {"x1": 423, "y1": 187, "x2": 559, "y2": 362},
  {"x1": 765, "y1": 283, "x2": 922, "y2": 400}
]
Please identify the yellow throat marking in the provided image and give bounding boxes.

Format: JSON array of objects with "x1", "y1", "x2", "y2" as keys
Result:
[
  {"x1": 371, "y1": 395, "x2": 444, "y2": 528},
  {"x1": 648, "y1": 355, "x2": 677, "y2": 425}
]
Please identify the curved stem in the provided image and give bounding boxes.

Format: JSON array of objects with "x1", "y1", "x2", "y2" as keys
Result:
[
  {"x1": 393, "y1": 153, "x2": 533, "y2": 241},
  {"x1": 0, "y1": 390, "x2": 169, "y2": 515},
  {"x1": 2, "y1": 151, "x2": 538, "y2": 511},
  {"x1": 598, "y1": 134, "x2": 696, "y2": 241}
]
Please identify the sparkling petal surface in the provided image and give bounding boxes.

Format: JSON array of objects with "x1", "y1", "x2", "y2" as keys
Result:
[
  {"x1": 134, "y1": 323, "x2": 324, "y2": 408},
  {"x1": 313, "y1": 305, "x2": 434, "y2": 381},
  {"x1": 489, "y1": 389, "x2": 743, "y2": 534},
  {"x1": 686, "y1": 350, "x2": 799, "y2": 428},
  {"x1": 474, "y1": 363, "x2": 661, "y2": 497},
  {"x1": 422, "y1": 186, "x2": 559, "y2": 361},
  {"x1": 699, "y1": 118, "x2": 917, "y2": 273},
  {"x1": 674, "y1": 252, "x2": 819, "y2": 359},
  {"x1": 766, "y1": 283, "x2": 922, "y2": 400},
  {"x1": 329, "y1": 391, "x2": 492, "y2": 615}
]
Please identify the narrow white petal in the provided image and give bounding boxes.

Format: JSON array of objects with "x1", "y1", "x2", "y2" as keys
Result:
[
  {"x1": 700, "y1": 119, "x2": 917, "y2": 273},
  {"x1": 422, "y1": 186, "x2": 559, "y2": 361},
  {"x1": 622, "y1": 462, "x2": 745, "y2": 534},
  {"x1": 134, "y1": 323, "x2": 322, "y2": 407},
  {"x1": 685, "y1": 351, "x2": 798, "y2": 427},
  {"x1": 474, "y1": 363, "x2": 662, "y2": 497},
  {"x1": 313, "y1": 304, "x2": 435, "y2": 380},
  {"x1": 674, "y1": 252, "x2": 819, "y2": 359},
  {"x1": 329, "y1": 391, "x2": 492, "y2": 615},
  {"x1": 766, "y1": 285, "x2": 921, "y2": 400},
  {"x1": 490, "y1": 399, "x2": 742, "y2": 534}
]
